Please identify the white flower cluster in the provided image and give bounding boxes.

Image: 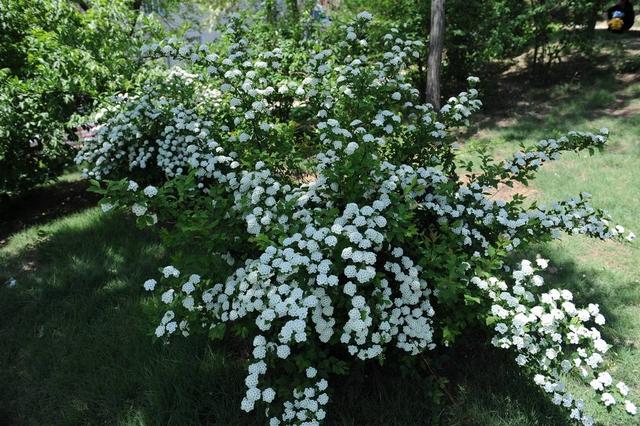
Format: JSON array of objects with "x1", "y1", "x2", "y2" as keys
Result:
[
  {"x1": 421, "y1": 184, "x2": 629, "y2": 254},
  {"x1": 74, "y1": 70, "x2": 237, "y2": 181},
  {"x1": 148, "y1": 186, "x2": 437, "y2": 420},
  {"x1": 77, "y1": 12, "x2": 444, "y2": 184},
  {"x1": 268, "y1": 372, "x2": 329, "y2": 425},
  {"x1": 472, "y1": 260, "x2": 637, "y2": 424}
]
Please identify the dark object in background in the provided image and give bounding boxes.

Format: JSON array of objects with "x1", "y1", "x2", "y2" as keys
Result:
[{"x1": 607, "y1": 0, "x2": 636, "y2": 32}]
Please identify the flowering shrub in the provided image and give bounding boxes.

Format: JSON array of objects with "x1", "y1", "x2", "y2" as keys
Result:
[
  {"x1": 474, "y1": 260, "x2": 637, "y2": 425},
  {"x1": 81, "y1": 12, "x2": 636, "y2": 425}
]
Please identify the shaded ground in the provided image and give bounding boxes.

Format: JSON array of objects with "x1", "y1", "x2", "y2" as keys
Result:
[
  {"x1": 0, "y1": 179, "x2": 99, "y2": 246},
  {"x1": 479, "y1": 28, "x2": 640, "y2": 112},
  {"x1": 0, "y1": 211, "x2": 575, "y2": 426}
]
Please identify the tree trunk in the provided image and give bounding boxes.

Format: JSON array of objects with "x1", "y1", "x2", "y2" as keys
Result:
[
  {"x1": 72, "y1": 0, "x2": 90, "y2": 11},
  {"x1": 586, "y1": 0, "x2": 604, "y2": 38},
  {"x1": 128, "y1": 0, "x2": 143, "y2": 37},
  {"x1": 426, "y1": 0, "x2": 445, "y2": 110},
  {"x1": 287, "y1": 0, "x2": 300, "y2": 21}
]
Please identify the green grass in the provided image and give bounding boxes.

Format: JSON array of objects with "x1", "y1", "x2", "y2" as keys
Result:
[
  {"x1": 1, "y1": 75, "x2": 639, "y2": 425},
  {"x1": 0, "y1": 211, "x2": 261, "y2": 425},
  {"x1": 460, "y1": 72, "x2": 640, "y2": 425},
  {"x1": 0, "y1": 210, "x2": 573, "y2": 425}
]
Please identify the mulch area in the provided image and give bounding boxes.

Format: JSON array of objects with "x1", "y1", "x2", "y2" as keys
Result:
[{"x1": 0, "y1": 180, "x2": 99, "y2": 246}]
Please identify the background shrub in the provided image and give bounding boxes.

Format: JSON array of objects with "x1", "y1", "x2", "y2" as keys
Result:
[{"x1": 0, "y1": 0, "x2": 165, "y2": 197}]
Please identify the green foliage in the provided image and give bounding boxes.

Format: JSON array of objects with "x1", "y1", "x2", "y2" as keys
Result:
[
  {"x1": 342, "y1": 0, "x2": 606, "y2": 92},
  {"x1": 2, "y1": 72, "x2": 639, "y2": 424},
  {"x1": 0, "y1": 0, "x2": 165, "y2": 196}
]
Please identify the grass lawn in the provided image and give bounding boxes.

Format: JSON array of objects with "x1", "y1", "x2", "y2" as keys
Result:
[
  {"x1": 460, "y1": 70, "x2": 640, "y2": 424},
  {"x1": 1, "y1": 73, "x2": 638, "y2": 424}
]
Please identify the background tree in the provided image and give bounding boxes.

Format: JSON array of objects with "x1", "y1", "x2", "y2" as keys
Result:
[{"x1": 426, "y1": 0, "x2": 444, "y2": 109}]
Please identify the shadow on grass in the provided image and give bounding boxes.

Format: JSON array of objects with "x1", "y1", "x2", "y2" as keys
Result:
[
  {"x1": 0, "y1": 211, "x2": 622, "y2": 425},
  {"x1": 0, "y1": 211, "x2": 262, "y2": 426},
  {"x1": 328, "y1": 340, "x2": 573, "y2": 426},
  {"x1": 0, "y1": 179, "x2": 99, "y2": 245},
  {"x1": 466, "y1": 72, "x2": 640, "y2": 152},
  {"x1": 522, "y1": 243, "x2": 640, "y2": 347}
]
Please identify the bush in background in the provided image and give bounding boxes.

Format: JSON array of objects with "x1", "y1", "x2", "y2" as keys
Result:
[{"x1": 0, "y1": 0, "x2": 166, "y2": 197}]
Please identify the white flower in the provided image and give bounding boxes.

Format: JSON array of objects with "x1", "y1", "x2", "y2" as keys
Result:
[
  {"x1": 306, "y1": 367, "x2": 317, "y2": 378},
  {"x1": 246, "y1": 387, "x2": 261, "y2": 402},
  {"x1": 182, "y1": 296, "x2": 195, "y2": 310},
  {"x1": 276, "y1": 345, "x2": 291, "y2": 359},
  {"x1": 345, "y1": 142, "x2": 359, "y2": 155},
  {"x1": 625, "y1": 400, "x2": 637, "y2": 415},
  {"x1": 262, "y1": 388, "x2": 276, "y2": 403},
  {"x1": 240, "y1": 397, "x2": 254, "y2": 412},
  {"x1": 161, "y1": 289, "x2": 174, "y2": 304},
  {"x1": 317, "y1": 409, "x2": 326, "y2": 420},
  {"x1": 155, "y1": 325, "x2": 165, "y2": 337},
  {"x1": 351, "y1": 295, "x2": 366, "y2": 308},
  {"x1": 132, "y1": 203, "x2": 147, "y2": 216},
  {"x1": 535, "y1": 258, "x2": 549, "y2": 269},
  {"x1": 253, "y1": 345, "x2": 267, "y2": 359},
  {"x1": 143, "y1": 279, "x2": 157, "y2": 291},
  {"x1": 317, "y1": 393, "x2": 329, "y2": 405},
  {"x1": 143, "y1": 185, "x2": 158, "y2": 197},
  {"x1": 601, "y1": 392, "x2": 616, "y2": 407},
  {"x1": 101, "y1": 203, "x2": 114, "y2": 213},
  {"x1": 324, "y1": 235, "x2": 338, "y2": 246},
  {"x1": 343, "y1": 282, "x2": 357, "y2": 297},
  {"x1": 597, "y1": 372, "x2": 613, "y2": 387},
  {"x1": 128, "y1": 180, "x2": 139, "y2": 191},
  {"x1": 495, "y1": 323, "x2": 508, "y2": 334},
  {"x1": 182, "y1": 281, "x2": 196, "y2": 295},
  {"x1": 590, "y1": 378, "x2": 604, "y2": 391},
  {"x1": 617, "y1": 381, "x2": 630, "y2": 396},
  {"x1": 162, "y1": 266, "x2": 180, "y2": 278},
  {"x1": 594, "y1": 338, "x2": 609, "y2": 353}
]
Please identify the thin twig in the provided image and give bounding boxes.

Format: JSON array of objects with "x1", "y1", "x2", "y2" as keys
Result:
[{"x1": 420, "y1": 354, "x2": 457, "y2": 405}]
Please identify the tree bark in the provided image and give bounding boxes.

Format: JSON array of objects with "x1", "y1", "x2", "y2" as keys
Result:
[
  {"x1": 426, "y1": 0, "x2": 445, "y2": 110},
  {"x1": 72, "y1": 0, "x2": 90, "y2": 12},
  {"x1": 287, "y1": 0, "x2": 300, "y2": 21},
  {"x1": 128, "y1": 0, "x2": 143, "y2": 37},
  {"x1": 586, "y1": 0, "x2": 604, "y2": 38}
]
